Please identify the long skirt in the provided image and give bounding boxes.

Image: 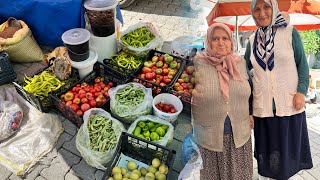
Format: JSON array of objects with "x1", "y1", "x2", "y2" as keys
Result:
[
  {"x1": 254, "y1": 112, "x2": 313, "y2": 180},
  {"x1": 199, "y1": 134, "x2": 253, "y2": 180}
]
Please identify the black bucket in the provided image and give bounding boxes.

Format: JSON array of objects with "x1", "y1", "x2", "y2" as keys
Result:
[
  {"x1": 65, "y1": 41, "x2": 90, "y2": 62},
  {"x1": 62, "y1": 28, "x2": 91, "y2": 62}
]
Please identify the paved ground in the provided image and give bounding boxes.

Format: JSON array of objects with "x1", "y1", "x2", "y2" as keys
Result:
[{"x1": 1, "y1": 0, "x2": 320, "y2": 179}]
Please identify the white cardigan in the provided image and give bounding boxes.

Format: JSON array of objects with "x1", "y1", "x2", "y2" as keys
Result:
[{"x1": 249, "y1": 25, "x2": 305, "y2": 117}]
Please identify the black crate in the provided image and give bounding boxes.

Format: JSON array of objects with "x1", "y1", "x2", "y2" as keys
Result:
[
  {"x1": 132, "y1": 50, "x2": 186, "y2": 95},
  {"x1": 169, "y1": 61, "x2": 195, "y2": 112},
  {"x1": 0, "y1": 52, "x2": 16, "y2": 85},
  {"x1": 51, "y1": 62, "x2": 130, "y2": 127},
  {"x1": 103, "y1": 51, "x2": 144, "y2": 75},
  {"x1": 101, "y1": 132, "x2": 176, "y2": 180},
  {"x1": 13, "y1": 64, "x2": 79, "y2": 113}
]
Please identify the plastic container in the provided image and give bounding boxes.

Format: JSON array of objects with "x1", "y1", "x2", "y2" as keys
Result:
[
  {"x1": 62, "y1": 28, "x2": 90, "y2": 62},
  {"x1": 152, "y1": 93, "x2": 183, "y2": 124},
  {"x1": 101, "y1": 132, "x2": 176, "y2": 180},
  {"x1": 69, "y1": 49, "x2": 98, "y2": 78},
  {"x1": 84, "y1": 0, "x2": 118, "y2": 37},
  {"x1": 90, "y1": 31, "x2": 117, "y2": 62},
  {"x1": 51, "y1": 62, "x2": 130, "y2": 127}
]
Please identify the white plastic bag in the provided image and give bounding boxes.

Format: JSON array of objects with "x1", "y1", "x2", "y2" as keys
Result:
[
  {"x1": 127, "y1": 115, "x2": 174, "y2": 146},
  {"x1": 0, "y1": 84, "x2": 63, "y2": 177},
  {"x1": 178, "y1": 135, "x2": 203, "y2": 180},
  {"x1": 0, "y1": 101, "x2": 23, "y2": 141},
  {"x1": 109, "y1": 83, "x2": 153, "y2": 124},
  {"x1": 76, "y1": 108, "x2": 126, "y2": 170},
  {"x1": 119, "y1": 22, "x2": 163, "y2": 58}
]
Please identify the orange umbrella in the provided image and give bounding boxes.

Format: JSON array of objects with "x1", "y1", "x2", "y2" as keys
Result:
[{"x1": 207, "y1": 0, "x2": 320, "y2": 31}]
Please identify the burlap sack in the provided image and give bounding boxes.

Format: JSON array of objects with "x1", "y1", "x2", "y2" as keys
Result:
[{"x1": 0, "y1": 20, "x2": 43, "y2": 63}]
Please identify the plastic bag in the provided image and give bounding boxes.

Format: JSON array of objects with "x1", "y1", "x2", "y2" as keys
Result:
[
  {"x1": 119, "y1": 22, "x2": 163, "y2": 58},
  {"x1": 109, "y1": 83, "x2": 153, "y2": 124},
  {"x1": 76, "y1": 108, "x2": 126, "y2": 170},
  {"x1": 178, "y1": 132, "x2": 203, "y2": 180},
  {"x1": 127, "y1": 115, "x2": 174, "y2": 146},
  {"x1": 0, "y1": 84, "x2": 63, "y2": 176},
  {"x1": 0, "y1": 18, "x2": 44, "y2": 63},
  {"x1": 0, "y1": 101, "x2": 23, "y2": 141}
]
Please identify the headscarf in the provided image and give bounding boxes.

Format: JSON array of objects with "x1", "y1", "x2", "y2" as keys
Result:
[
  {"x1": 251, "y1": 0, "x2": 287, "y2": 71},
  {"x1": 194, "y1": 23, "x2": 242, "y2": 101}
]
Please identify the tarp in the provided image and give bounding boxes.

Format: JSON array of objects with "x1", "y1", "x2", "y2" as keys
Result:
[
  {"x1": 207, "y1": 0, "x2": 320, "y2": 31},
  {"x1": 0, "y1": 0, "x2": 85, "y2": 47}
]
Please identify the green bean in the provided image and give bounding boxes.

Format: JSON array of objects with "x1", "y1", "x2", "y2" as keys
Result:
[{"x1": 87, "y1": 115, "x2": 118, "y2": 152}]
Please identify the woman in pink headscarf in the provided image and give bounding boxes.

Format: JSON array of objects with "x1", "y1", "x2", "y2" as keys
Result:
[
  {"x1": 192, "y1": 23, "x2": 253, "y2": 179},
  {"x1": 245, "y1": 0, "x2": 313, "y2": 179}
]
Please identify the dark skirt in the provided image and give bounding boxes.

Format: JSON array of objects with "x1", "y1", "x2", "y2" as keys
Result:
[
  {"x1": 254, "y1": 112, "x2": 313, "y2": 180},
  {"x1": 199, "y1": 134, "x2": 253, "y2": 180}
]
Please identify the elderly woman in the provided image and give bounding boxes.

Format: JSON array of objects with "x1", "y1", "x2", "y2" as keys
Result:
[
  {"x1": 192, "y1": 23, "x2": 253, "y2": 179},
  {"x1": 244, "y1": 0, "x2": 313, "y2": 179}
]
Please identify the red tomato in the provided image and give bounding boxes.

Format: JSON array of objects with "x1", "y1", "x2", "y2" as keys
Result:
[
  {"x1": 108, "y1": 82, "x2": 113, "y2": 87},
  {"x1": 80, "y1": 103, "x2": 90, "y2": 112},
  {"x1": 76, "y1": 110, "x2": 83, "y2": 116}
]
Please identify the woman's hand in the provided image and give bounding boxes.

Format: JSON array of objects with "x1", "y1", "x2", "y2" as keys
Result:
[
  {"x1": 249, "y1": 115, "x2": 254, "y2": 129},
  {"x1": 293, "y1": 92, "x2": 305, "y2": 111}
]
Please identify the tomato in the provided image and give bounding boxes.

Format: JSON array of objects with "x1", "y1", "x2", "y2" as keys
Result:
[
  {"x1": 78, "y1": 89, "x2": 86, "y2": 94},
  {"x1": 162, "y1": 68, "x2": 169, "y2": 76},
  {"x1": 145, "y1": 72, "x2": 154, "y2": 80},
  {"x1": 65, "y1": 101, "x2": 73, "y2": 106},
  {"x1": 80, "y1": 103, "x2": 90, "y2": 112},
  {"x1": 69, "y1": 104, "x2": 79, "y2": 112},
  {"x1": 81, "y1": 98, "x2": 88, "y2": 104},
  {"x1": 158, "y1": 56, "x2": 164, "y2": 61},
  {"x1": 76, "y1": 110, "x2": 83, "y2": 116},
  {"x1": 108, "y1": 82, "x2": 113, "y2": 87},
  {"x1": 73, "y1": 98, "x2": 81, "y2": 105},
  {"x1": 89, "y1": 99, "x2": 96, "y2": 107},
  {"x1": 142, "y1": 67, "x2": 152, "y2": 74}
]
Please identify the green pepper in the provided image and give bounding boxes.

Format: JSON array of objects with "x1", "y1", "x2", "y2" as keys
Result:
[
  {"x1": 133, "y1": 126, "x2": 141, "y2": 136},
  {"x1": 146, "y1": 122, "x2": 154, "y2": 129},
  {"x1": 150, "y1": 126, "x2": 157, "y2": 132},
  {"x1": 150, "y1": 132, "x2": 160, "y2": 141},
  {"x1": 143, "y1": 131, "x2": 150, "y2": 138},
  {"x1": 138, "y1": 121, "x2": 146, "y2": 128},
  {"x1": 142, "y1": 125, "x2": 149, "y2": 132},
  {"x1": 138, "y1": 134, "x2": 145, "y2": 139},
  {"x1": 161, "y1": 125, "x2": 169, "y2": 131},
  {"x1": 156, "y1": 127, "x2": 166, "y2": 137},
  {"x1": 145, "y1": 137, "x2": 151, "y2": 141}
]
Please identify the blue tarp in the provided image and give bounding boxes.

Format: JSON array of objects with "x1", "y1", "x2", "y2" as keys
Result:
[
  {"x1": 0, "y1": 0, "x2": 85, "y2": 47},
  {"x1": 0, "y1": 1, "x2": 123, "y2": 47}
]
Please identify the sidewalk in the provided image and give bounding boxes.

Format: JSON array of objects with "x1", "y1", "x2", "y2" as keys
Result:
[{"x1": 1, "y1": 0, "x2": 320, "y2": 179}]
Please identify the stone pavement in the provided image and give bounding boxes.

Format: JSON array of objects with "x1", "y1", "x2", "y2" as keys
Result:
[{"x1": 1, "y1": 0, "x2": 320, "y2": 179}]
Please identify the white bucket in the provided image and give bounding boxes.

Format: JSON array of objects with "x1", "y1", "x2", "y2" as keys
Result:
[
  {"x1": 152, "y1": 93, "x2": 183, "y2": 124},
  {"x1": 69, "y1": 49, "x2": 98, "y2": 78}
]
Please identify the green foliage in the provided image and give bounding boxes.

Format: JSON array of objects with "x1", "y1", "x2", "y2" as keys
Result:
[{"x1": 299, "y1": 30, "x2": 320, "y2": 54}]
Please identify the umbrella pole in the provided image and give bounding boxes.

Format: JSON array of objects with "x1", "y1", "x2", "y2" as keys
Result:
[{"x1": 235, "y1": 16, "x2": 240, "y2": 53}]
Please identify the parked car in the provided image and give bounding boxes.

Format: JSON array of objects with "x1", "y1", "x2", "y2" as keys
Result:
[{"x1": 119, "y1": 0, "x2": 136, "y2": 8}]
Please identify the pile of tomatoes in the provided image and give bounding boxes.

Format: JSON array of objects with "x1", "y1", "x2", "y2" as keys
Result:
[
  {"x1": 155, "y1": 102, "x2": 177, "y2": 114},
  {"x1": 59, "y1": 77, "x2": 114, "y2": 116}
]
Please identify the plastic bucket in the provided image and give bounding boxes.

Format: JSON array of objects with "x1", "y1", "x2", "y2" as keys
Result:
[
  {"x1": 69, "y1": 49, "x2": 98, "y2": 78},
  {"x1": 84, "y1": 0, "x2": 117, "y2": 37},
  {"x1": 62, "y1": 28, "x2": 90, "y2": 62},
  {"x1": 152, "y1": 93, "x2": 183, "y2": 124}
]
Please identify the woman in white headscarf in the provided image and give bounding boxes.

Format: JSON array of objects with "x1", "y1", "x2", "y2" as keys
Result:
[{"x1": 244, "y1": 0, "x2": 313, "y2": 179}]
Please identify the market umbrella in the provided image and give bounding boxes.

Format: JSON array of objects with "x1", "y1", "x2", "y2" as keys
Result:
[{"x1": 207, "y1": 0, "x2": 320, "y2": 31}]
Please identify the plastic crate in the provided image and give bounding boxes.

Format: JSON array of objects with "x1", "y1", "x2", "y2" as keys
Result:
[
  {"x1": 132, "y1": 49, "x2": 186, "y2": 95},
  {"x1": 169, "y1": 60, "x2": 195, "y2": 112},
  {"x1": 51, "y1": 62, "x2": 130, "y2": 127},
  {"x1": 13, "y1": 65, "x2": 79, "y2": 113},
  {"x1": 101, "y1": 132, "x2": 176, "y2": 180},
  {"x1": 0, "y1": 52, "x2": 16, "y2": 85},
  {"x1": 102, "y1": 51, "x2": 144, "y2": 75}
]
